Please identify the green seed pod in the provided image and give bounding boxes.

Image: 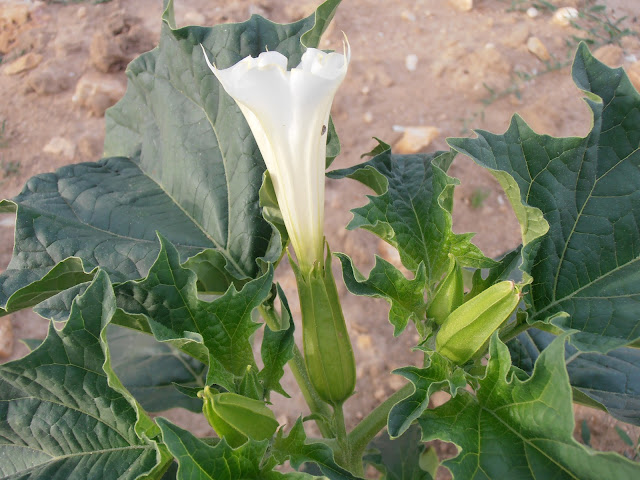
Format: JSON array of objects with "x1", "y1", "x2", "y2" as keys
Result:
[
  {"x1": 291, "y1": 246, "x2": 356, "y2": 406},
  {"x1": 427, "y1": 254, "x2": 464, "y2": 325},
  {"x1": 198, "y1": 388, "x2": 279, "y2": 447},
  {"x1": 436, "y1": 281, "x2": 520, "y2": 364}
]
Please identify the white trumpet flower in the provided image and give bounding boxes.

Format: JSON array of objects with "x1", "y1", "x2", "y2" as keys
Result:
[{"x1": 201, "y1": 42, "x2": 350, "y2": 273}]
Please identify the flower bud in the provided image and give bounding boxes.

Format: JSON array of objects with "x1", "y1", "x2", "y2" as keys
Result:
[
  {"x1": 198, "y1": 388, "x2": 279, "y2": 447},
  {"x1": 436, "y1": 281, "x2": 520, "y2": 364},
  {"x1": 426, "y1": 254, "x2": 464, "y2": 325}
]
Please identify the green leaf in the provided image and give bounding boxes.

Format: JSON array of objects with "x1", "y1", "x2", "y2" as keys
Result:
[
  {"x1": 108, "y1": 324, "x2": 206, "y2": 413},
  {"x1": 508, "y1": 328, "x2": 640, "y2": 426},
  {"x1": 335, "y1": 253, "x2": 427, "y2": 336},
  {"x1": 0, "y1": 271, "x2": 169, "y2": 479},
  {"x1": 419, "y1": 333, "x2": 640, "y2": 479},
  {"x1": 449, "y1": 44, "x2": 640, "y2": 352},
  {"x1": 272, "y1": 419, "x2": 360, "y2": 480},
  {"x1": 114, "y1": 235, "x2": 273, "y2": 392},
  {"x1": 466, "y1": 246, "x2": 522, "y2": 300},
  {"x1": 1, "y1": 0, "x2": 343, "y2": 314},
  {"x1": 364, "y1": 425, "x2": 433, "y2": 480},
  {"x1": 259, "y1": 285, "x2": 296, "y2": 400},
  {"x1": 387, "y1": 354, "x2": 466, "y2": 438},
  {"x1": 328, "y1": 144, "x2": 494, "y2": 284},
  {"x1": 157, "y1": 418, "x2": 322, "y2": 480}
]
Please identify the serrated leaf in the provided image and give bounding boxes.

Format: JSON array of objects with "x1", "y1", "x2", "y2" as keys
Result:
[
  {"x1": 108, "y1": 325, "x2": 206, "y2": 413},
  {"x1": 364, "y1": 426, "x2": 433, "y2": 480},
  {"x1": 328, "y1": 145, "x2": 494, "y2": 284},
  {"x1": 388, "y1": 354, "x2": 466, "y2": 438},
  {"x1": 0, "y1": 271, "x2": 169, "y2": 479},
  {"x1": 508, "y1": 328, "x2": 640, "y2": 426},
  {"x1": 335, "y1": 253, "x2": 427, "y2": 336},
  {"x1": 273, "y1": 419, "x2": 360, "y2": 480},
  {"x1": 259, "y1": 285, "x2": 296, "y2": 400},
  {"x1": 419, "y1": 333, "x2": 640, "y2": 479},
  {"x1": 449, "y1": 44, "x2": 640, "y2": 352},
  {"x1": 114, "y1": 235, "x2": 273, "y2": 392}
]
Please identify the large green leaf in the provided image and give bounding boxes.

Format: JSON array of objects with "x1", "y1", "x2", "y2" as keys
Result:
[
  {"x1": 335, "y1": 253, "x2": 427, "y2": 336},
  {"x1": 0, "y1": 271, "x2": 169, "y2": 479},
  {"x1": 113, "y1": 235, "x2": 273, "y2": 392},
  {"x1": 449, "y1": 44, "x2": 640, "y2": 352},
  {"x1": 0, "y1": 0, "x2": 342, "y2": 314},
  {"x1": 328, "y1": 142, "x2": 494, "y2": 285},
  {"x1": 419, "y1": 334, "x2": 640, "y2": 479},
  {"x1": 508, "y1": 328, "x2": 640, "y2": 426},
  {"x1": 364, "y1": 426, "x2": 433, "y2": 480}
]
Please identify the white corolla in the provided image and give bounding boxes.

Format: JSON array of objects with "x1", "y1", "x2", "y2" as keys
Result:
[{"x1": 202, "y1": 42, "x2": 350, "y2": 273}]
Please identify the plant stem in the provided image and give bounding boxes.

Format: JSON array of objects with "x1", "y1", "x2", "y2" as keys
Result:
[
  {"x1": 333, "y1": 402, "x2": 365, "y2": 476},
  {"x1": 348, "y1": 383, "x2": 413, "y2": 457},
  {"x1": 499, "y1": 318, "x2": 533, "y2": 344},
  {"x1": 258, "y1": 305, "x2": 333, "y2": 438}
]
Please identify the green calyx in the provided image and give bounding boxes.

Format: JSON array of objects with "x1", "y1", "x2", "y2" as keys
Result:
[
  {"x1": 436, "y1": 280, "x2": 520, "y2": 364},
  {"x1": 291, "y1": 245, "x2": 356, "y2": 406},
  {"x1": 198, "y1": 387, "x2": 279, "y2": 447},
  {"x1": 426, "y1": 253, "x2": 464, "y2": 325}
]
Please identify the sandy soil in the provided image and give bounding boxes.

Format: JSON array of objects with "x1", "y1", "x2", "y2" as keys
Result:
[{"x1": 1, "y1": 0, "x2": 640, "y2": 477}]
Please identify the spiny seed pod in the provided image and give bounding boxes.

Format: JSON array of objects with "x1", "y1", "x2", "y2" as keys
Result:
[
  {"x1": 198, "y1": 388, "x2": 279, "y2": 448},
  {"x1": 426, "y1": 254, "x2": 464, "y2": 325},
  {"x1": 291, "y1": 246, "x2": 356, "y2": 406},
  {"x1": 436, "y1": 281, "x2": 520, "y2": 364}
]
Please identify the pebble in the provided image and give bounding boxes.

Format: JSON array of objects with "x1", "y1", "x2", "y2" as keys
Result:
[
  {"x1": 405, "y1": 54, "x2": 418, "y2": 72},
  {"x1": 72, "y1": 72, "x2": 126, "y2": 116},
  {"x1": 551, "y1": 7, "x2": 579, "y2": 27},
  {"x1": 27, "y1": 62, "x2": 73, "y2": 95},
  {"x1": 393, "y1": 126, "x2": 439, "y2": 154},
  {"x1": 0, "y1": 5, "x2": 31, "y2": 26},
  {"x1": 43, "y1": 137, "x2": 76, "y2": 159},
  {"x1": 357, "y1": 334, "x2": 372, "y2": 350},
  {"x1": 3, "y1": 53, "x2": 42, "y2": 75},
  {"x1": 363, "y1": 111, "x2": 373, "y2": 124},
  {"x1": 401, "y1": 10, "x2": 416, "y2": 22},
  {"x1": 77, "y1": 6, "x2": 87, "y2": 19},
  {"x1": 0, "y1": 316, "x2": 14, "y2": 359},
  {"x1": 448, "y1": 0, "x2": 473, "y2": 12},
  {"x1": 526, "y1": 7, "x2": 539, "y2": 18},
  {"x1": 527, "y1": 36, "x2": 550, "y2": 62}
]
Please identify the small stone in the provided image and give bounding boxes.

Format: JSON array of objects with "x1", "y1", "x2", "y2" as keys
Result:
[
  {"x1": 502, "y1": 24, "x2": 529, "y2": 48},
  {"x1": 53, "y1": 28, "x2": 86, "y2": 57},
  {"x1": 361, "y1": 85, "x2": 370, "y2": 95},
  {"x1": 551, "y1": 7, "x2": 579, "y2": 27},
  {"x1": 393, "y1": 126, "x2": 439, "y2": 154},
  {"x1": 77, "y1": 132, "x2": 103, "y2": 159},
  {"x1": 183, "y1": 11, "x2": 206, "y2": 25},
  {"x1": 594, "y1": 44, "x2": 623, "y2": 68},
  {"x1": 356, "y1": 334, "x2": 372, "y2": 351},
  {"x1": 73, "y1": 72, "x2": 127, "y2": 116},
  {"x1": 405, "y1": 54, "x2": 418, "y2": 72},
  {"x1": 374, "y1": 388, "x2": 387, "y2": 401},
  {"x1": 3, "y1": 52, "x2": 42, "y2": 75},
  {"x1": 627, "y1": 61, "x2": 640, "y2": 93},
  {"x1": 27, "y1": 62, "x2": 73, "y2": 95},
  {"x1": 0, "y1": 5, "x2": 30, "y2": 26},
  {"x1": 526, "y1": 7, "x2": 539, "y2": 18},
  {"x1": 90, "y1": 30, "x2": 130, "y2": 73},
  {"x1": 401, "y1": 10, "x2": 416, "y2": 22},
  {"x1": 527, "y1": 36, "x2": 550, "y2": 62},
  {"x1": 363, "y1": 111, "x2": 373, "y2": 124},
  {"x1": 0, "y1": 316, "x2": 13, "y2": 358},
  {"x1": 77, "y1": 6, "x2": 87, "y2": 18},
  {"x1": 448, "y1": 0, "x2": 473, "y2": 12},
  {"x1": 43, "y1": 137, "x2": 76, "y2": 159}
]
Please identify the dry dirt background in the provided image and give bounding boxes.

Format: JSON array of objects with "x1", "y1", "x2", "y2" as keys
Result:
[{"x1": 1, "y1": 0, "x2": 640, "y2": 477}]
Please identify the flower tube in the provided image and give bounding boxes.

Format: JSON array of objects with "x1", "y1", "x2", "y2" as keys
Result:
[{"x1": 201, "y1": 43, "x2": 350, "y2": 273}]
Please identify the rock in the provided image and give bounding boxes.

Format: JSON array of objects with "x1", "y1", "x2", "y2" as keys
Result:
[
  {"x1": 401, "y1": 10, "x2": 416, "y2": 22},
  {"x1": 26, "y1": 61, "x2": 73, "y2": 95},
  {"x1": 0, "y1": 5, "x2": 30, "y2": 27},
  {"x1": 393, "y1": 126, "x2": 439, "y2": 154},
  {"x1": 0, "y1": 316, "x2": 13, "y2": 358},
  {"x1": 363, "y1": 111, "x2": 373, "y2": 124},
  {"x1": 77, "y1": 6, "x2": 87, "y2": 19},
  {"x1": 405, "y1": 53, "x2": 418, "y2": 72},
  {"x1": 3, "y1": 52, "x2": 42, "y2": 75},
  {"x1": 357, "y1": 334, "x2": 372, "y2": 351},
  {"x1": 527, "y1": 36, "x2": 550, "y2": 61},
  {"x1": 43, "y1": 137, "x2": 76, "y2": 159},
  {"x1": 14, "y1": 26, "x2": 47, "y2": 53},
  {"x1": 627, "y1": 61, "x2": 640, "y2": 93},
  {"x1": 72, "y1": 72, "x2": 126, "y2": 116},
  {"x1": 527, "y1": 7, "x2": 539, "y2": 18},
  {"x1": 448, "y1": 0, "x2": 473, "y2": 12},
  {"x1": 53, "y1": 28, "x2": 87, "y2": 57},
  {"x1": 89, "y1": 12, "x2": 153, "y2": 72},
  {"x1": 551, "y1": 7, "x2": 579, "y2": 27},
  {"x1": 77, "y1": 132, "x2": 103, "y2": 159},
  {"x1": 594, "y1": 44, "x2": 623, "y2": 68}
]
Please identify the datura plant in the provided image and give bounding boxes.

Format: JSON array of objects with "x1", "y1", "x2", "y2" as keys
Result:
[{"x1": 1, "y1": 0, "x2": 640, "y2": 478}]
